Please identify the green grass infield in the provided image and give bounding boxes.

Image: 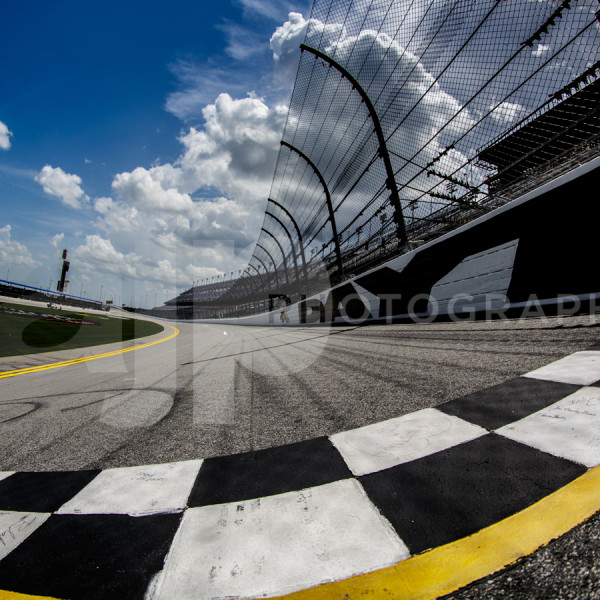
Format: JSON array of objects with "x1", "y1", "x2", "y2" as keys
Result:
[{"x1": 0, "y1": 301, "x2": 164, "y2": 358}]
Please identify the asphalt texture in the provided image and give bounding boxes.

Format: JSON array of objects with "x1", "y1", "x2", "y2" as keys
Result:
[{"x1": 1, "y1": 310, "x2": 600, "y2": 598}]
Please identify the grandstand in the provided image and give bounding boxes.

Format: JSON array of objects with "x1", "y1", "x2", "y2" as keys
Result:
[
  {"x1": 0, "y1": 279, "x2": 108, "y2": 312},
  {"x1": 143, "y1": 0, "x2": 600, "y2": 321},
  {"x1": 141, "y1": 277, "x2": 270, "y2": 320},
  {"x1": 478, "y1": 74, "x2": 600, "y2": 197}
]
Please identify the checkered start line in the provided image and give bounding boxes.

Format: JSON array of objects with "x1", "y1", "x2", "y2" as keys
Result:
[{"x1": 1, "y1": 345, "x2": 600, "y2": 599}]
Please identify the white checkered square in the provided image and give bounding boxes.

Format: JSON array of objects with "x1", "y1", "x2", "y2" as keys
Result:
[
  {"x1": 523, "y1": 351, "x2": 600, "y2": 386},
  {"x1": 497, "y1": 387, "x2": 600, "y2": 467},
  {"x1": 331, "y1": 408, "x2": 487, "y2": 476},
  {"x1": 152, "y1": 479, "x2": 409, "y2": 599},
  {"x1": 0, "y1": 472, "x2": 15, "y2": 484},
  {"x1": 57, "y1": 459, "x2": 203, "y2": 516},
  {"x1": 0, "y1": 511, "x2": 51, "y2": 560}
]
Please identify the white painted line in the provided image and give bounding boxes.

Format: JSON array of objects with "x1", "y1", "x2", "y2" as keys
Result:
[
  {"x1": 331, "y1": 408, "x2": 488, "y2": 476},
  {"x1": 151, "y1": 479, "x2": 409, "y2": 599},
  {"x1": 57, "y1": 460, "x2": 203, "y2": 516},
  {"x1": 497, "y1": 387, "x2": 600, "y2": 468},
  {"x1": 0, "y1": 511, "x2": 51, "y2": 560},
  {"x1": 523, "y1": 351, "x2": 600, "y2": 386}
]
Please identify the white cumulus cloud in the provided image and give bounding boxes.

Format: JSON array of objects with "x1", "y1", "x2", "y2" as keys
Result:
[
  {"x1": 490, "y1": 101, "x2": 525, "y2": 124},
  {"x1": 0, "y1": 224, "x2": 39, "y2": 268},
  {"x1": 112, "y1": 167, "x2": 194, "y2": 213},
  {"x1": 71, "y1": 235, "x2": 138, "y2": 279},
  {"x1": 195, "y1": 92, "x2": 288, "y2": 180},
  {"x1": 107, "y1": 93, "x2": 288, "y2": 255},
  {"x1": 71, "y1": 234, "x2": 224, "y2": 289},
  {"x1": 85, "y1": 92, "x2": 290, "y2": 296},
  {"x1": 50, "y1": 233, "x2": 65, "y2": 248},
  {"x1": 270, "y1": 12, "x2": 308, "y2": 61},
  {"x1": 35, "y1": 165, "x2": 89, "y2": 209},
  {"x1": 0, "y1": 121, "x2": 12, "y2": 150},
  {"x1": 270, "y1": 12, "x2": 310, "y2": 83}
]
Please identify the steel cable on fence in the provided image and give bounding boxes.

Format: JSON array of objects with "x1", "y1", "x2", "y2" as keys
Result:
[
  {"x1": 220, "y1": 0, "x2": 600, "y2": 311},
  {"x1": 276, "y1": 0, "x2": 499, "y2": 272},
  {"x1": 388, "y1": 13, "x2": 600, "y2": 216},
  {"x1": 316, "y1": 0, "x2": 599, "y2": 231}
]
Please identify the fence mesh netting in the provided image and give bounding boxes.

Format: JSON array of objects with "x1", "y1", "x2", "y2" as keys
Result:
[{"x1": 155, "y1": 0, "x2": 600, "y2": 319}]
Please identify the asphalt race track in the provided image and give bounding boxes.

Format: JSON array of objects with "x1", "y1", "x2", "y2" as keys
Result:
[
  {"x1": 1, "y1": 311, "x2": 600, "y2": 598},
  {"x1": 1, "y1": 313, "x2": 600, "y2": 472}
]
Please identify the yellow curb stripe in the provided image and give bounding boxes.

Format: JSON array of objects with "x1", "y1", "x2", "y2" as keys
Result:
[
  {"x1": 0, "y1": 324, "x2": 179, "y2": 379},
  {"x1": 0, "y1": 592, "x2": 63, "y2": 600},
  {"x1": 275, "y1": 464, "x2": 600, "y2": 600}
]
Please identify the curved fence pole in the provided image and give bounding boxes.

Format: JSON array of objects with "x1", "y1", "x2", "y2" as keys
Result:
[
  {"x1": 243, "y1": 270, "x2": 260, "y2": 297},
  {"x1": 265, "y1": 210, "x2": 302, "y2": 292},
  {"x1": 248, "y1": 262, "x2": 263, "y2": 284},
  {"x1": 256, "y1": 244, "x2": 280, "y2": 287},
  {"x1": 300, "y1": 44, "x2": 408, "y2": 249},
  {"x1": 262, "y1": 228, "x2": 290, "y2": 286},
  {"x1": 267, "y1": 198, "x2": 309, "y2": 288},
  {"x1": 281, "y1": 140, "x2": 344, "y2": 278},
  {"x1": 236, "y1": 275, "x2": 253, "y2": 303}
]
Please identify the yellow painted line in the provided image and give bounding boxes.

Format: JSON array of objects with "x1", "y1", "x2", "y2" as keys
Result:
[
  {"x1": 0, "y1": 324, "x2": 179, "y2": 380},
  {"x1": 0, "y1": 591, "x2": 63, "y2": 600},
  {"x1": 275, "y1": 464, "x2": 600, "y2": 600}
]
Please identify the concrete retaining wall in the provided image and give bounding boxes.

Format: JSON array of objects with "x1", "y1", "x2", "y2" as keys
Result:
[{"x1": 195, "y1": 155, "x2": 600, "y2": 327}]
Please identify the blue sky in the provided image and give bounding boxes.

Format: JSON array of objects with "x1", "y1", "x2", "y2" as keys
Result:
[{"x1": 0, "y1": 0, "x2": 311, "y2": 306}]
